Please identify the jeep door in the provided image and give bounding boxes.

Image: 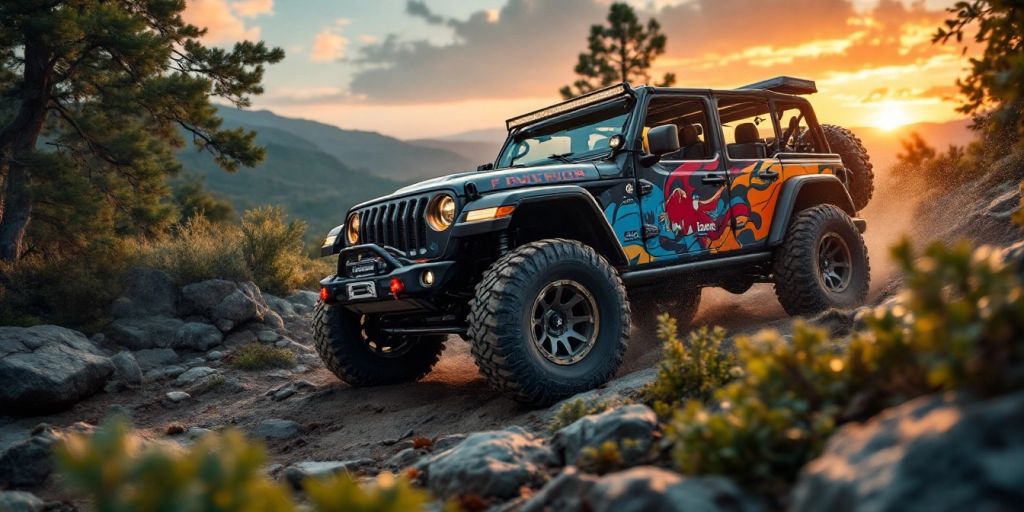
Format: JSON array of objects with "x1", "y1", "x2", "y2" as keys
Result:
[
  {"x1": 713, "y1": 93, "x2": 785, "y2": 252},
  {"x1": 633, "y1": 94, "x2": 734, "y2": 265}
]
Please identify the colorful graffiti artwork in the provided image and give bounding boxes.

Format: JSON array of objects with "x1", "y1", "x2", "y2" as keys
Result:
[{"x1": 603, "y1": 157, "x2": 835, "y2": 267}]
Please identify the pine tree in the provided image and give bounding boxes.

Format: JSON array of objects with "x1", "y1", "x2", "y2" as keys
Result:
[
  {"x1": 0, "y1": 0, "x2": 284, "y2": 262},
  {"x1": 559, "y1": 2, "x2": 675, "y2": 100}
]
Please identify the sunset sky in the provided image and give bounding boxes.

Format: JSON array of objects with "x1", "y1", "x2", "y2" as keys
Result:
[{"x1": 183, "y1": 0, "x2": 973, "y2": 139}]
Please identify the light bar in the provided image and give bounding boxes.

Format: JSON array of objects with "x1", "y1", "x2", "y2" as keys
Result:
[{"x1": 506, "y1": 83, "x2": 631, "y2": 131}]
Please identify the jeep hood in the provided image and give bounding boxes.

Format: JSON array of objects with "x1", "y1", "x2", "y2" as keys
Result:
[{"x1": 367, "y1": 163, "x2": 606, "y2": 205}]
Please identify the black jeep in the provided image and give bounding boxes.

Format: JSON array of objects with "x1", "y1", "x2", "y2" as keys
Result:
[{"x1": 316, "y1": 77, "x2": 873, "y2": 405}]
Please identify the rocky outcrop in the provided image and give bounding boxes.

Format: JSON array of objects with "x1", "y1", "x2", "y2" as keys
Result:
[
  {"x1": 109, "y1": 351, "x2": 143, "y2": 389},
  {"x1": 109, "y1": 267, "x2": 179, "y2": 319},
  {"x1": 523, "y1": 466, "x2": 760, "y2": 512},
  {"x1": 0, "y1": 423, "x2": 93, "y2": 489},
  {"x1": 417, "y1": 426, "x2": 555, "y2": 500},
  {"x1": 106, "y1": 316, "x2": 184, "y2": 350},
  {"x1": 791, "y1": 391, "x2": 1024, "y2": 512},
  {"x1": 551, "y1": 404, "x2": 658, "y2": 466},
  {"x1": 0, "y1": 326, "x2": 114, "y2": 414},
  {"x1": 181, "y1": 280, "x2": 269, "y2": 332}
]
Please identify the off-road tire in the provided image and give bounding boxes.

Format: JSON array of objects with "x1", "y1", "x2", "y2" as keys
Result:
[
  {"x1": 313, "y1": 301, "x2": 446, "y2": 386},
  {"x1": 773, "y1": 204, "x2": 870, "y2": 316},
  {"x1": 467, "y1": 239, "x2": 630, "y2": 405},
  {"x1": 821, "y1": 124, "x2": 874, "y2": 211},
  {"x1": 630, "y1": 287, "x2": 701, "y2": 340}
]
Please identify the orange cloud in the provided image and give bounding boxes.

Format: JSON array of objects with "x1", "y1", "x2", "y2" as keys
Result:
[
  {"x1": 311, "y1": 19, "x2": 350, "y2": 62},
  {"x1": 182, "y1": 0, "x2": 270, "y2": 44}
]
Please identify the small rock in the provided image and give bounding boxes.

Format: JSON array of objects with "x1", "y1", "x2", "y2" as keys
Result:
[
  {"x1": 266, "y1": 369, "x2": 292, "y2": 379},
  {"x1": 175, "y1": 366, "x2": 217, "y2": 386},
  {"x1": 433, "y1": 434, "x2": 466, "y2": 452},
  {"x1": 215, "y1": 319, "x2": 235, "y2": 333},
  {"x1": 110, "y1": 351, "x2": 143, "y2": 387},
  {"x1": 106, "y1": 316, "x2": 184, "y2": 350},
  {"x1": 283, "y1": 459, "x2": 375, "y2": 488},
  {"x1": 551, "y1": 404, "x2": 658, "y2": 465},
  {"x1": 166, "y1": 423, "x2": 187, "y2": 435},
  {"x1": 252, "y1": 419, "x2": 301, "y2": 440},
  {"x1": 206, "y1": 350, "x2": 225, "y2": 361},
  {"x1": 182, "y1": 357, "x2": 206, "y2": 367},
  {"x1": 166, "y1": 391, "x2": 191, "y2": 403},
  {"x1": 145, "y1": 364, "x2": 187, "y2": 381},
  {"x1": 298, "y1": 353, "x2": 322, "y2": 366},
  {"x1": 385, "y1": 447, "x2": 426, "y2": 471},
  {"x1": 0, "y1": 490, "x2": 44, "y2": 512},
  {"x1": 133, "y1": 348, "x2": 179, "y2": 370},
  {"x1": 224, "y1": 330, "x2": 257, "y2": 347},
  {"x1": 580, "y1": 466, "x2": 759, "y2": 512},
  {"x1": 257, "y1": 330, "x2": 280, "y2": 344},
  {"x1": 263, "y1": 311, "x2": 285, "y2": 329},
  {"x1": 272, "y1": 387, "x2": 296, "y2": 401},
  {"x1": 522, "y1": 466, "x2": 598, "y2": 512},
  {"x1": 274, "y1": 339, "x2": 290, "y2": 348},
  {"x1": 292, "y1": 364, "x2": 310, "y2": 374},
  {"x1": 174, "y1": 322, "x2": 223, "y2": 351},
  {"x1": 418, "y1": 426, "x2": 554, "y2": 500}
]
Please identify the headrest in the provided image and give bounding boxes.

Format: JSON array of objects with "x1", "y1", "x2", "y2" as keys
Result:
[
  {"x1": 680, "y1": 124, "x2": 700, "y2": 146},
  {"x1": 735, "y1": 123, "x2": 760, "y2": 144}
]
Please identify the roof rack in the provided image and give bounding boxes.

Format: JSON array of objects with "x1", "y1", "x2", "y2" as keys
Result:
[
  {"x1": 738, "y1": 76, "x2": 817, "y2": 95},
  {"x1": 506, "y1": 83, "x2": 633, "y2": 131}
]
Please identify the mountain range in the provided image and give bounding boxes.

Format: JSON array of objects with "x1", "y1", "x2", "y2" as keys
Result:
[{"x1": 179, "y1": 107, "x2": 974, "y2": 239}]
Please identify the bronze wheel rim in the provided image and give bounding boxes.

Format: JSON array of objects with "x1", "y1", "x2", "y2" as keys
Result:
[{"x1": 818, "y1": 232, "x2": 852, "y2": 293}]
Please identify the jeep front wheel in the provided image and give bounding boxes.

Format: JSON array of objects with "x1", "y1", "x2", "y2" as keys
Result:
[
  {"x1": 772, "y1": 204, "x2": 870, "y2": 316},
  {"x1": 468, "y1": 239, "x2": 630, "y2": 405},
  {"x1": 313, "y1": 302, "x2": 446, "y2": 386}
]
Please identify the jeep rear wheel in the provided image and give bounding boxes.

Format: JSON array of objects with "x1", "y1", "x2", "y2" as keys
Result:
[
  {"x1": 468, "y1": 239, "x2": 630, "y2": 405},
  {"x1": 313, "y1": 301, "x2": 446, "y2": 386},
  {"x1": 772, "y1": 205, "x2": 870, "y2": 316}
]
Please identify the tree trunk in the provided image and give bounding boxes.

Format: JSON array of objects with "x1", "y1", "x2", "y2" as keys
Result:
[{"x1": 0, "y1": 37, "x2": 53, "y2": 263}]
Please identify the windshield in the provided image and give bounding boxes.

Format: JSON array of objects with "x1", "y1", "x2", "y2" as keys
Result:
[{"x1": 496, "y1": 105, "x2": 630, "y2": 169}]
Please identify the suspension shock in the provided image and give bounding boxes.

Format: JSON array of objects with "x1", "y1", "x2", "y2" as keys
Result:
[{"x1": 497, "y1": 231, "x2": 511, "y2": 256}]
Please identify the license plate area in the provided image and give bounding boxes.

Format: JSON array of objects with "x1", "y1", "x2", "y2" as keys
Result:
[
  {"x1": 346, "y1": 257, "x2": 383, "y2": 278},
  {"x1": 346, "y1": 281, "x2": 377, "y2": 300}
]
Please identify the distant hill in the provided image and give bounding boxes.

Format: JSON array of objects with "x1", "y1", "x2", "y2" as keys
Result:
[
  {"x1": 177, "y1": 120, "x2": 403, "y2": 238},
  {"x1": 406, "y1": 138, "x2": 499, "y2": 167},
  {"x1": 217, "y1": 107, "x2": 476, "y2": 180}
]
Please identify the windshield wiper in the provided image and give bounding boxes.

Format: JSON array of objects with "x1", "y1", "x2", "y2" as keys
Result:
[{"x1": 548, "y1": 152, "x2": 575, "y2": 163}]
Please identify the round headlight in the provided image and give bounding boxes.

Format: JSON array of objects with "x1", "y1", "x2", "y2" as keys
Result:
[
  {"x1": 346, "y1": 213, "x2": 360, "y2": 245},
  {"x1": 427, "y1": 194, "x2": 456, "y2": 231}
]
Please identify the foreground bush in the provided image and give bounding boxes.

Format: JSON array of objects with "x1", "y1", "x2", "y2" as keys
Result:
[
  {"x1": 644, "y1": 319, "x2": 737, "y2": 416},
  {"x1": 230, "y1": 344, "x2": 296, "y2": 371},
  {"x1": 56, "y1": 419, "x2": 434, "y2": 512},
  {"x1": 665, "y1": 239, "x2": 1024, "y2": 498}
]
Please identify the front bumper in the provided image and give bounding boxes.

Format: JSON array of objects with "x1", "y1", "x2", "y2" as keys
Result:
[{"x1": 319, "y1": 244, "x2": 457, "y2": 315}]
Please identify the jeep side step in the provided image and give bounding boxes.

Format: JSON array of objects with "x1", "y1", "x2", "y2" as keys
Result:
[{"x1": 620, "y1": 252, "x2": 772, "y2": 287}]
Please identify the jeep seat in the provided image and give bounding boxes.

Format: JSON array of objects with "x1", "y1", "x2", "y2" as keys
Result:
[
  {"x1": 664, "y1": 124, "x2": 706, "y2": 160},
  {"x1": 728, "y1": 123, "x2": 767, "y2": 160}
]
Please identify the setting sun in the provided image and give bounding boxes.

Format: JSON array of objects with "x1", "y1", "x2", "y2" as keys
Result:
[{"x1": 875, "y1": 105, "x2": 911, "y2": 131}]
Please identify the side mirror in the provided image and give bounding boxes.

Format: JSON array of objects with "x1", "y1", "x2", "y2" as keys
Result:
[
  {"x1": 476, "y1": 162, "x2": 494, "y2": 171},
  {"x1": 647, "y1": 124, "x2": 681, "y2": 157}
]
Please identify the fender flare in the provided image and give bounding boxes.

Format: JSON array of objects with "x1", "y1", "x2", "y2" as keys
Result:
[
  {"x1": 451, "y1": 185, "x2": 627, "y2": 267},
  {"x1": 766, "y1": 174, "x2": 858, "y2": 246}
]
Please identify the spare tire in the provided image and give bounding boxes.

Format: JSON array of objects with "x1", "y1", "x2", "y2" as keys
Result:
[{"x1": 820, "y1": 124, "x2": 874, "y2": 211}]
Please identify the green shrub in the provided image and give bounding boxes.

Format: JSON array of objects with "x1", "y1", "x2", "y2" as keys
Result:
[
  {"x1": 643, "y1": 318, "x2": 738, "y2": 416},
  {"x1": 577, "y1": 438, "x2": 648, "y2": 475},
  {"x1": 145, "y1": 214, "x2": 248, "y2": 285},
  {"x1": 56, "y1": 418, "x2": 435, "y2": 512},
  {"x1": 0, "y1": 239, "x2": 143, "y2": 331},
  {"x1": 240, "y1": 206, "x2": 309, "y2": 295},
  {"x1": 664, "y1": 238, "x2": 1024, "y2": 498},
  {"x1": 230, "y1": 344, "x2": 296, "y2": 371},
  {"x1": 547, "y1": 398, "x2": 610, "y2": 431}
]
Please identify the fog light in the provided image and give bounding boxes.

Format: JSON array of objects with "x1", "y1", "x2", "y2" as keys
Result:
[
  {"x1": 389, "y1": 277, "x2": 405, "y2": 299},
  {"x1": 319, "y1": 287, "x2": 329, "y2": 302},
  {"x1": 421, "y1": 270, "x2": 435, "y2": 287}
]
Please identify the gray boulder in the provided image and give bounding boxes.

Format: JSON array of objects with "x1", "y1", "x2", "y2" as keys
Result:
[
  {"x1": 584, "y1": 466, "x2": 759, "y2": 512},
  {"x1": 551, "y1": 404, "x2": 658, "y2": 465},
  {"x1": 791, "y1": 391, "x2": 1024, "y2": 512},
  {"x1": 106, "y1": 316, "x2": 184, "y2": 350},
  {"x1": 110, "y1": 351, "x2": 143, "y2": 387},
  {"x1": 521, "y1": 466, "x2": 598, "y2": 512},
  {"x1": 0, "y1": 491, "x2": 44, "y2": 512},
  {"x1": 174, "y1": 366, "x2": 217, "y2": 386},
  {"x1": 109, "y1": 267, "x2": 179, "y2": 319},
  {"x1": 174, "y1": 322, "x2": 223, "y2": 351},
  {"x1": 0, "y1": 325, "x2": 114, "y2": 414},
  {"x1": 0, "y1": 424, "x2": 93, "y2": 488},
  {"x1": 264, "y1": 294, "x2": 297, "y2": 317},
  {"x1": 286, "y1": 290, "x2": 318, "y2": 309},
  {"x1": 133, "y1": 348, "x2": 179, "y2": 370},
  {"x1": 418, "y1": 426, "x2": 554, "y2": 500},
  {"x1": 252, "y1": 419, "x2": 301, "y2": 440},
  {"x1": 181, "y1": 279, "x2": 269, "y2": 329}
]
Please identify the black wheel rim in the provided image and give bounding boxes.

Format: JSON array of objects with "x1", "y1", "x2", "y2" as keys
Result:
[
  {"x1": 360, "y1": 315, "x2": 414, "y2": 358},
  {"x1": 818, "y1": 232, "x2": 852, "y2": 293},
  {"x1": 529, "y1": 279, "x2": 600, "y2": 365}
]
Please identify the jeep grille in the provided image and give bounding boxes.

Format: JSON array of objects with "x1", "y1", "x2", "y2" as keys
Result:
[{"x1": 358, "y1": 196, "x2": 431, "y2": 257}]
